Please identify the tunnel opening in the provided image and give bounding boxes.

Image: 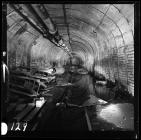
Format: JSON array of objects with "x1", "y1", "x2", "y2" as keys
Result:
[{"x1": 2, "y1": 3, "x2": 135, "y2": 136}]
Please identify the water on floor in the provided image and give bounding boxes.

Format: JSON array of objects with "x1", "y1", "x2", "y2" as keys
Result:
[{"x1": 64, "y1": 73, "x2": 134, "y2": 131}]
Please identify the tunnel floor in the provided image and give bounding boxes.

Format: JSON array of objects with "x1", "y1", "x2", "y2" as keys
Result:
[{"x1": 6, "y1": 72, "x2": 134, "y2": 135}]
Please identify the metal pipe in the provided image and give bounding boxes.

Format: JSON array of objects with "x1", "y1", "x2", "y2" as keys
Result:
[
  {"x1": 35, "y1": 4, "x2": 62, "y2": 43},
  {"x1": 35, "y1": 4, "x2": 56, "y2": 34},
  {"x1": 24, "y1": 4, "x2": 49, "y2": 34}
]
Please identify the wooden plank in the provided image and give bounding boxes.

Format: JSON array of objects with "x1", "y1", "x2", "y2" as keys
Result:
[
  {"x1": 11, "y1": 75, "x2": 47, "y2": 88},
  {"x1": 23, "y1": 107, "x2": 41, "y2": 122},
  {"x1": 22, "y1": 101, "x2": 46, "y2": 130},
  {"x1": 30, "y1": 101, "x2": 48, "y2": 130},
  {"x1": 84, "y1": 108, "x2": 92, "y2": 131},
  {"x1": 9, "y1": 89, "x2": 37, "y2": 97},
  {"x1": 13, "y1": 75, "x2": 37, "y2": 81},
  {"x1": 29, "y1": 75, "x2": 48, "y2": 80},
  {"x1": 35, "y1": 80, "x2": 47, "y2": 88},
  {"x1": 13, "y1": 74, "x2": 48, "y2": 82},
  {"x1": 14, "y1": 103, "x2": 35, "y2": 121}
]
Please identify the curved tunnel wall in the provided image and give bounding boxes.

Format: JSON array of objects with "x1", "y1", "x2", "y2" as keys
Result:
[{"x1": 7, "y1": 4, "x2": 134, "y2": 96}]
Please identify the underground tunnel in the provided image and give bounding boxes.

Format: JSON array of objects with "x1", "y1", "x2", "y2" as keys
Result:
[{"x1": 2, "y1": 3, "x2": 135, "y2": 137}]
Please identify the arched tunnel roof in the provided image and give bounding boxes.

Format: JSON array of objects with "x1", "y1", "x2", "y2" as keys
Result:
[{"x1": 6, "y1": 4, "x2": 134, "y2": 95}]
